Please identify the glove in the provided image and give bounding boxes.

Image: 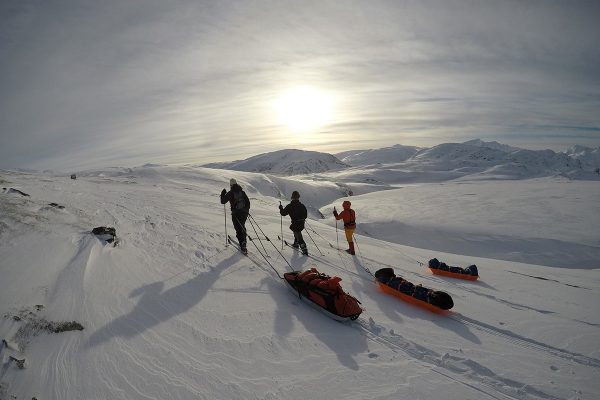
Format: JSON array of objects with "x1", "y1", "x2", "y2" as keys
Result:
[
  {"x1": 279, "y1": 204, "x2": 283, "y2": 210},
  {"x1": 221, "y1": 188, "x2": 227, "y2": 196},
  {"x1": 333, "y1": 209, "x2": 338, "y2": 217}
]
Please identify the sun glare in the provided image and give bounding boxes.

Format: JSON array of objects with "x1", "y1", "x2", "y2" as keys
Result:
[{"x1": 274, "y1": 87, "x2": 334, "y2": 133}]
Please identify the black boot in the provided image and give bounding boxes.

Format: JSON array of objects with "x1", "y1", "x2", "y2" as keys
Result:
[{"x1": 300, "y1": 243, "x2": 308, "y2": 256}]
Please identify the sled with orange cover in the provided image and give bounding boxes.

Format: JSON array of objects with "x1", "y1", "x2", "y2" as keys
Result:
[{"x1": 284, "y1": 267, "x2": 363, "y2": 321}]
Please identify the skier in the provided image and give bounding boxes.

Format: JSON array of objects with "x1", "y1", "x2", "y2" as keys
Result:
[
  {"x1": 279, "y1": 190, "x2": 308, "y2": 255},
  {"x1": 333, "y1": 200, "x2": 356, "y2": 255},
  {"x1": 221, "y1": 178, "x2": 250, "y2": 254}
]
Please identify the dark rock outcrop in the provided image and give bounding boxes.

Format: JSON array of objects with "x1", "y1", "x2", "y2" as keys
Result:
[{"x1": 92, "y1": 226, "x2": 117, "y2": 244}]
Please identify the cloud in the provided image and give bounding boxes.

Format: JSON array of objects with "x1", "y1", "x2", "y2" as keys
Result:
[{"x1": 1, "y1": 0, "x2": 599, "y2": 170}]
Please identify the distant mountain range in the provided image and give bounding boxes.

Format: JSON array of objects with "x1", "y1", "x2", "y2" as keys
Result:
[{"x1": 202, "y1": 140, "x2": 600, "y2": 180}]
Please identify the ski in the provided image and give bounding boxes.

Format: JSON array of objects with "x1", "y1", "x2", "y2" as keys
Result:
[
  {"x1": 227, "y1": 235, "x2": 248, "y2": 255},
  {"x1": 277, "y1": 236, "x2": 309, "y2": 256},
  {"x1": 328, "y1": 242, "x2": 352, "y2": 253},
  {"x1": 228, "y1": 235, "x2": 285, "y2": 279}
]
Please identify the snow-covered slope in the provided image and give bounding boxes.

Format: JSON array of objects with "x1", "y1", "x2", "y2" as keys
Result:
[
  {"x1": 335, "y1": 144, "x2": 421, "y2": 166},
  {"x1": 463, "y1": 139, "x2": 521, "y2": 153},
  {"x1": 1, "y1": 166, "x2": 599, "y2": 400},
  {"x1": 203, "y1": 149, "x2": 349, "y2": 176},
  {"x1": 567, "y1": 145, "x2": 600, "y2": 170}
]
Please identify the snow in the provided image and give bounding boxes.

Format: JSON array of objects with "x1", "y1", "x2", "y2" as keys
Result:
[
  {"x1": 463, "y1": 139, "x2": 521, "y2": 153},
  {"x1": 203, "y1": 140, "x2": 600, "y2": 182},
  {"x1": 1, "y1": 150, "x2": 599, "y2": 400},
  {"x1": 203, "y1": 149, "x2": 349, "y2": 176},
  {"x1": 335, "y1": 144, "x2": 421, "y2": 167}
]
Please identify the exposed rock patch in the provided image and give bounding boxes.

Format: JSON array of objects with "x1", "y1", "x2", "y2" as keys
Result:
[
  {"x1": 3, "y1": 306, "x2": 84, "y2": 352},
  {"x1": 91, "y1": 226, "x2": 117, "y2": 245}
]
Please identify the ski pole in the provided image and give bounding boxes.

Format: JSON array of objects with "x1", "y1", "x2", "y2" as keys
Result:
[
  {"x1": 334, "y1": 207, "x2": 339, "y2": 250},
  {"x1": 305, "y1": 220, "x2": 334, "y2": 248},
  {"x1": 247, "y1": 217, "x2": 270, "y2": 257},
  {"x1": 224, "y1": 204, "x2": 228, "y2": 246},
  {"x1": 248, "y1": 213, "x2": 293, "y2": 270},
  {"x1": 279, "y1": 201, "x2": 283, "y2": 250},
  {"x1": 353, "y1": 235, "x2": 374, "y2": 278},
  {"x1": 304, "y1": 226, "x2": 324, "y2": 256}
]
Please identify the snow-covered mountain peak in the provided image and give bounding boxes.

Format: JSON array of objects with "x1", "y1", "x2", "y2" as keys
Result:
[
  {"x1": 203, "y1": 149, "x2": 349, "y2": 176},
  {"x1": 567, "y1": 144, "x2": 593, "y2": 155},
  {"x1": 566, "y1": 145, "x2": 600, "y2": 169},
  {"x1": 413, "y1": 142, "x2": 507, "y2": 162},
  {"x1": 462, "y1": 139, "x2": 520, "y2": 153},
  {"x1": 335, "y1": 144, "x2": 421, "y2": 166}
]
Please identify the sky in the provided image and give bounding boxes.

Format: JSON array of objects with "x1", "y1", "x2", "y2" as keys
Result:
[{"x1": 1, "y1": 0, "x2": 599, "y2": 171}]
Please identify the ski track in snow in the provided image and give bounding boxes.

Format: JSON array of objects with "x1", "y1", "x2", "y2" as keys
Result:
[
  {"x1": 448, "y1": 315, "x2": 600, "y2": 369},
  {"x1": 254, "y1": 243, "x2": 595, "y2": 400},
  {"x1": 174, "y1": 239, "x2": 555, "y2": 400},
  {"x1": 323, "y1": 250, "x2": 600, "y2": 368},
  {"x1": 353, "y1": 318, "x2": 561, "y2": 400},
  {"x1": 284, "y1": 229, "x2": 598, "y2": 399}
]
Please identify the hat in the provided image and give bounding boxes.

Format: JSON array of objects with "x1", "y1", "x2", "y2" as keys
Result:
[
  {"x1": 230, "y1": 178, "x2": 237, "y2": 186},
  {"x1": 291, "y1": 190, "x2": 300, "y2": 199}
]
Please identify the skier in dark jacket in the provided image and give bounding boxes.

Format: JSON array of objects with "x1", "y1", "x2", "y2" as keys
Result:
[
  {"x1": 221, "y1": 178, "x2": 250, "y2": 254},
  {"x1": 279, "y1": 190, "x2": 308, "y2": 255}
]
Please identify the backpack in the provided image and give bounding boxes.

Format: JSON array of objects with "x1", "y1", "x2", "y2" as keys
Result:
[
  {"x1": 465, "y1": 265, "x2": 478, "y2": 276},
  {"x1": 343, "y1": 209, "x2": 356, "y2": 228},
  {"x1": 232, "y1": 189, "x2": 247, "y2": 210},
  {"x1": 299, "y1": 203, "x2": 307, "y2": 220}
]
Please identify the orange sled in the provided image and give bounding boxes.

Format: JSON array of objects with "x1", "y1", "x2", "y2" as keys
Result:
[
  {"x1": 427, "y1": 258, "x2": 479, "y2": 281},
  {"x1": 377, "y1": 282, "x2": 450, "y2": 314},
  {"x1": 429, "y1": 268, "x2": 479, "y2": 281},
  {"x1": 375, "y1": 268, "x2": 453, "y2": 313}
]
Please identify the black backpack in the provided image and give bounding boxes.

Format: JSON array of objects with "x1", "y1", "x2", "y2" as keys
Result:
[
  {"x1": 299, "y1": 202, "x2": 307, "y2": 220},
  {"x1": 232, "y1": 189, "x2": 248, "y2": 210}
]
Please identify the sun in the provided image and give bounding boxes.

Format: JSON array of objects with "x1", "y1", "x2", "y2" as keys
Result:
[{"x1": 274, "y1": 86, "x2": 334, "y2": 133}]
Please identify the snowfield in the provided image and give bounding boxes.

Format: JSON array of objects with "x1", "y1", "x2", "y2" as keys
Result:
[{"x1": 1, "y1": 162, "x2": 599, "y2": 400}]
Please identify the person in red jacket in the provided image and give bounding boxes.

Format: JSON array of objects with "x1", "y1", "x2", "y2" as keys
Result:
[{"x1": 333, "y1": 200, "x2": 356, "y2": 255}]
